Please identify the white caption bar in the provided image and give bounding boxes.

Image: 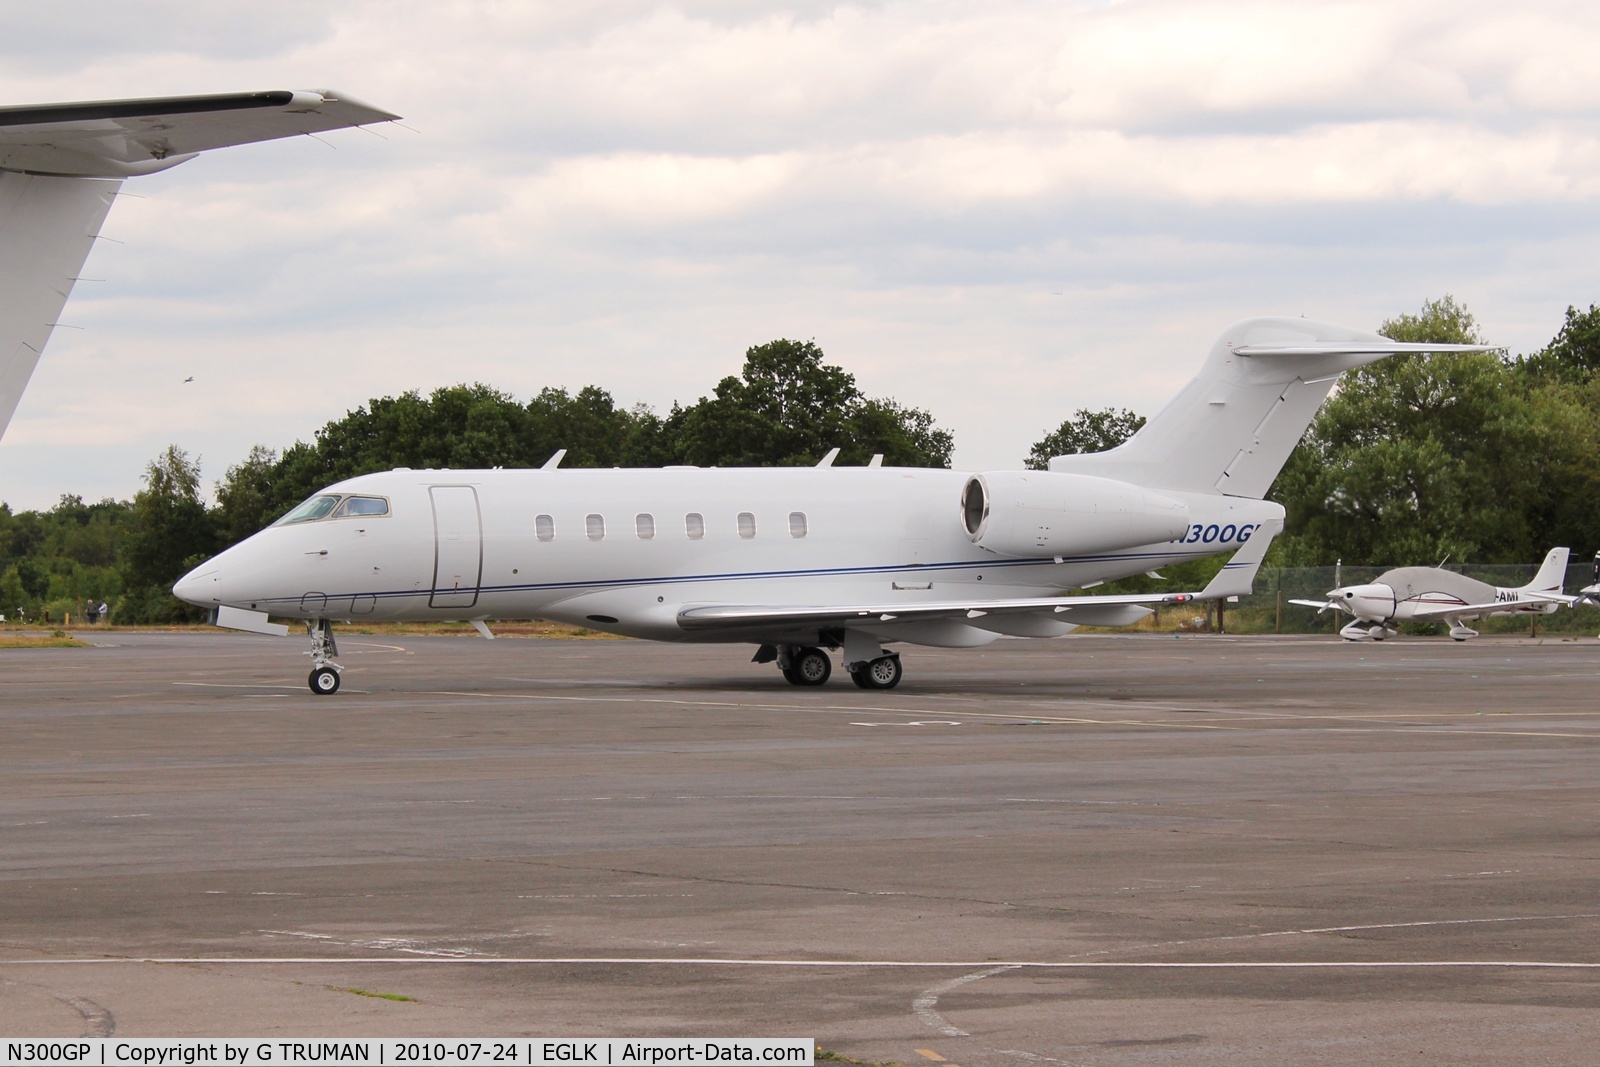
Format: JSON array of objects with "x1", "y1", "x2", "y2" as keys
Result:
[{"x1": 1, "y1": 1041, "x2": 814, "y2": 1067}]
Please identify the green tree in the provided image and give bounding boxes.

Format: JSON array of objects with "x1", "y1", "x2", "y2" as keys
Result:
[
  {"x1": 1376, "y1": 293, "x2": 1484, "y2": 346},
  {"x1": 214, "y1": 445, "x2": 281, "y2": 544},
  {"x1": 522, "y1": 385, "x2": 642, "y2": 467},
  {"x1": 1025, "y1": 408, "x2": 1146, "y2": 470},
  {"x1": 1272, "y1": 296, "x2": 1591, "y2": 565},
  {"x1": 674, "y1": 339, "x2": 951, "y2": 467},
  {"x1": 120, "y1": 445, "x2": 217, "y2": 622},
  {"x1": 1517, "y1": 303, "x2": 1600, "y2": 385}
]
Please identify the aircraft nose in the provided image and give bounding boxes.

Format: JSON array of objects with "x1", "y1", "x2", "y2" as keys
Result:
[
  {"x1": 173, "y1": 564, "x2": 218, "y2": 605},
  {"x1": 1336, "y1": 582, "x2": 1397, "y2": 617}
]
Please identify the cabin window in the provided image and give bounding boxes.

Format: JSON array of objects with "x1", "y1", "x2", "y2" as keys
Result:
[
  {"x1": 685, "y1": 513, "x2": 705, "y2": 540},
  {"x1": 789, "y1": 511, "x2": 808, "y2": 538},
  {"x1": 334, "y1": 495, "x2": 390, "y2": 518},
  {"x1": 275, "y1": 494, "x2": 341, "y2": 525},
  {"x1": 737, "y1": 512, "x2": 756, "y2": 539},
  {"x1": 585, "y1": 513, "x2": 606, "y2": 541},
  {"x1": 636, "y1": 513, "x2": 655, "y2": 540},
  {"x1": 535, "y1": 514, "x2": 555, "y2": 541}
]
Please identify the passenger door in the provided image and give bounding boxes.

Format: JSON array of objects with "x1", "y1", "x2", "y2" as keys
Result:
[{"x1": 429, "y1": 485, "x2": 482, "y2": 609}]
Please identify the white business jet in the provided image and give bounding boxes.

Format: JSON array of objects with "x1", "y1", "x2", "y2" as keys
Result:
[
  {"x1": 0, "y1": 89, "x2": 398, "y2": 443},
  {"x1": 1292, "y1": 548, "x2": 1576, "y2": 641},
  {"x1": 171, "y1": 320, "x2": 1490, "y2": 693}
]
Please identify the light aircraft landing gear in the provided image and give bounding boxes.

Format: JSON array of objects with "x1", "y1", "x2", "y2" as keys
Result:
[{"x1": 305, "y1": 619, "x2": 343, "y2": 695}]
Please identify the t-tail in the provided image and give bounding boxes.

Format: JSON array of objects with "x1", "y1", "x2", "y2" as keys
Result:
[
  {"x1": 0, "y1": 90, "x2": 398, "y2": 441},
  {"x1": 1049, "y1": 318, "x2": 1492, "y2": 498}
]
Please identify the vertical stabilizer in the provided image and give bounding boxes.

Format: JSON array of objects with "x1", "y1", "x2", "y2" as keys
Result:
[
  {"x1": 0, "y1": 172, "x2": 119, "y2": 438},
  {"x1": 1521, "y1": 547, "x2": 1570, "y2": 594},
  {"x1": 1049, "y1": 318, "x2": 1492, "y2": 498}
]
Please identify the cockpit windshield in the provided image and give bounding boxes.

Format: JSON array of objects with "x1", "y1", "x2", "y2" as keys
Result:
[
  {"x1": 275, "y1": 493, "x2": 391, "y2": 526},
  {"x1": 276, "y1": 494, "x2": 341, "y2": 525},
  {"x1": 335, "y1": 495, "x2": 391, "y2": 518}
]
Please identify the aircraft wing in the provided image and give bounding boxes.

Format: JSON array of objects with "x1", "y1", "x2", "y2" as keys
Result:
[
  {"x1": 1406, "y1": 595, "x2": 1575, "y2": 621},
  {"x1": 0, "y1": 90, "x2": 399, "y2": 177},
  {"x1": 676, "y1": 589, "x2": 1202, "y2": 633},
  {"x1": 679, "y1": 517, "x2": 1283, "y2": 634},
  {"x1": 1289, "y1": 598, "x2": 1345, "y2": 613}
]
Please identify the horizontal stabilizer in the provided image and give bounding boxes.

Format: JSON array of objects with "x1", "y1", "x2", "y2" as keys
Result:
[{"x1": 1234, "y1": 341, "x2": 1493, "y2": 357}]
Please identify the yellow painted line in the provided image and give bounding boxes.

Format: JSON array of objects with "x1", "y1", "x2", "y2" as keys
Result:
[{"x1": 914, "y1": 1052, "x2": 946, "y2": 1062}]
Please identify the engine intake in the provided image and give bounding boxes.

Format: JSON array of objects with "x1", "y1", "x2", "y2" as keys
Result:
[{"x1": 961, "y1": 471, "x2": 1190, "y2": 558}]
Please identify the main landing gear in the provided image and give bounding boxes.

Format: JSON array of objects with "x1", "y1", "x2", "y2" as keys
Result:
[
  {"x1": 757, "y1": 638, "x2": 903, "y2": 689},
  {"x1": 781, "y1": 646, "x2": 833, "y2": 686},
  {"x1": 849, "y1": 653, "x2": 903, "y2": 690},
  {"x1": 306, "y1": 619, "x2": 342, "y2": 695}
]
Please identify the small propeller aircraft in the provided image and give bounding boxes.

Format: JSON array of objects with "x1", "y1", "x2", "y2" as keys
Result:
[{"x1": 1291, "y1": 548, "x2": 1577, "y2": 641}]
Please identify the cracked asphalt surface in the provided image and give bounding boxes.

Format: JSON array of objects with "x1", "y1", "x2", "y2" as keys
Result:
[{"x1": 4, "y1": 630, "x2": 1600, "y2": 1064}]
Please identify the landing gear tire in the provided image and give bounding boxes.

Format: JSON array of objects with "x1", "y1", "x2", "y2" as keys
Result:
[
  {"x1": 852, "y1": 654, "x2": 902, "y2": 690},
  {"x1": 790, "y1": 647, "x2": 832, "y2": 686},
  {"x1": 309, "y1": 666, "x2": 341, "y2": 695}
]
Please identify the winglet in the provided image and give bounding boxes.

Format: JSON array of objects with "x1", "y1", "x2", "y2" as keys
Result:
[{"x1": 1198, "y1": 517, "x2": 1282, "y2": 600}]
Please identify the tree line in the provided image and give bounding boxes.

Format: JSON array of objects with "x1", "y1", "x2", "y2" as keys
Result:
[{"x1": 4, "y1": 299, "x2": 1599, "y2": 625}]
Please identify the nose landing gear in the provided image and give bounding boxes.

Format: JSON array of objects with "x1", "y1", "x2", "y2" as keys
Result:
[{"x1": 305, "y1": 619, "x2": 343, "y2": 694}]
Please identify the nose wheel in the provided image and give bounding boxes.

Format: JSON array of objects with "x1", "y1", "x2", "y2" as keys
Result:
[{"x1": 304, "y1": 619, "x2": 343, "y2": 695}]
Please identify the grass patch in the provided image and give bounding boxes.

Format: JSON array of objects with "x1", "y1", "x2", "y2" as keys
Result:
[
  {"x1": 0, "y1": 633, "x2": 90, "y2": 649},
  {"x1": 816, "y1": 1052, "x2": 901, "y2": 1067},
  {"x1": 327, "y1": 986, "x2": 415, "y2": 1002}
]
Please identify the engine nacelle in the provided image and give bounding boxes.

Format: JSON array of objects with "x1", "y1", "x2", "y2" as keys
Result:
[{"x1": 960, "y1": 470, "x2": 1190, "y2": 558}]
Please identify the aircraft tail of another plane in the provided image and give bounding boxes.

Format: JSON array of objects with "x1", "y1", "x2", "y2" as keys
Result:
[
  {"x1": 1520, "y1": 547, "x2": 1570, "y2": 594},
  {"x1": 1049, "y1": 318, "x2": 1492, "y2": 498},
  {"x1": 0, "y1": 90, "x2": 398, "y2": 444}
]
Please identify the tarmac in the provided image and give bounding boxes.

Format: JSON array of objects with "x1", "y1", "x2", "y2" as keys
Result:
[{"x1": 3, "y1": 629, "x2": 1600, "y2": 1064}]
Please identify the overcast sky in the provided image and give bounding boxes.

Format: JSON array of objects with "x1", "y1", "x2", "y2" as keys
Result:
[{"x1": 4, "y1": 0, "x2": 1600, "y2": 510}]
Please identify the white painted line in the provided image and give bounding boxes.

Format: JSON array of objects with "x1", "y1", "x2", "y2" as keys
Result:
[
  {"x1": 914, "y1": 965, "x2": 1019, "y2": 1036},
  {"x1": 4, "y1": 957, "x2": 1600, "y2": 968},
  {"x1": 171, "y1": 683, "x2": 311, "y2": 691}
]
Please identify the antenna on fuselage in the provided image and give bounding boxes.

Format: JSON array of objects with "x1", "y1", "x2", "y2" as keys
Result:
[
  {"x1": 541, "y1": 448, "x2": 567, "y2": 470},
  {"x1": 815, "y1": 448, "x2": 840, "y2": 468}
]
